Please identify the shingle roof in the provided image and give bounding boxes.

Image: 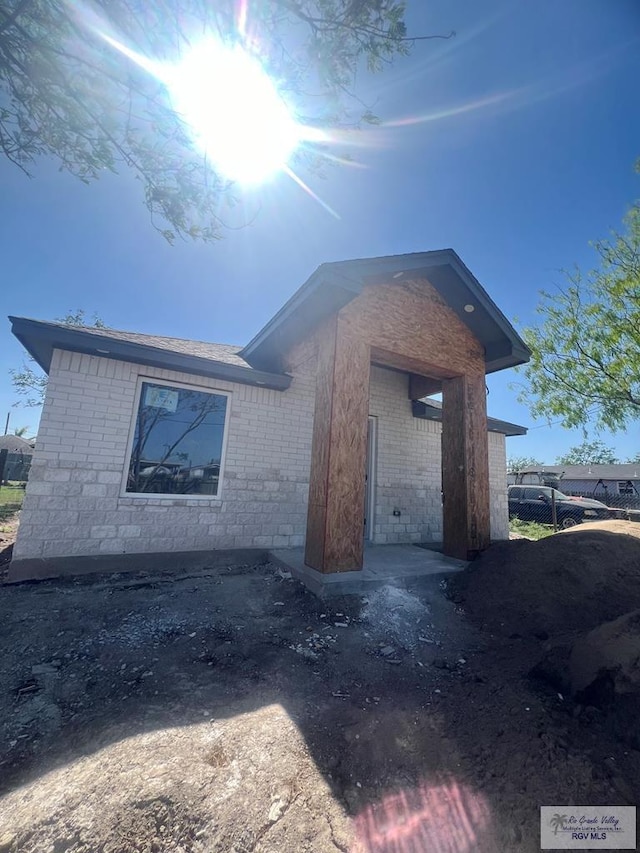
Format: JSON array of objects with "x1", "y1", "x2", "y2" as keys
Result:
[
  {"x1": 8, "y1": 317, "x2": 292, "y2": 391},
  {"x1": 0, "y1": 434, "x2": 34, "y2": 454},
  {"x1": 24, "y1": 319, "x2": 250, "y2": 368}
]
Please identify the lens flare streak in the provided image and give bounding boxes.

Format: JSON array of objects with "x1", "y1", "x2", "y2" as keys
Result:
[
  {"x1": 353, "y1": 778, "x2": 495, "y2": 853},
  {"x1": 283, "y1": 166, "x2": 340, "y2": 219}
]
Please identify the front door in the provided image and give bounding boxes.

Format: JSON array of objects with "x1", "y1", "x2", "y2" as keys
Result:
[{"x1": 364, "y1": 416, "x2": 377, "y2": 540}]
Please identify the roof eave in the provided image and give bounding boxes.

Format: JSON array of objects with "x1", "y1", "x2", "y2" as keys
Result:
[
  {"x1": 411, "y1": 399, "x2": 527, "y2": 436},
  {"x1": 485, "y1": 345, "x2": 532, "y2": 375},
  {"x1": 9, "y1": 317, "x2": 292, "y2": 392},
  {"x1": 240, "y1": 249, "x2": 531, "y2": 374},
  {"x1": 239, "y1": 266, "x2": 361, "y2": 370}
]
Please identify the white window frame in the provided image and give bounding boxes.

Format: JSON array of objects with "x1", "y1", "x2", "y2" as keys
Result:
[
  {"x1": 121, "y1": 375, "x2": 232, "y2": 501},
  {"x1": 618, "y1": 481, "x2": 635, "y2": 496}
]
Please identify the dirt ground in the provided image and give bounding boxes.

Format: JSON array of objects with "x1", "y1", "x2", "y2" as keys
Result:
[
  {"x1": 1, "y1": 525, "x2": 639, "y2": 852},
  {"x1": 0, "y1": 511, "x2": 18, "y2": 579}
]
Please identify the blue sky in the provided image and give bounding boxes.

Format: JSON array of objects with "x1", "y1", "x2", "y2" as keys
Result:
[{"x1": 1, "y1": 0, "x2": 639, "y2": 463}]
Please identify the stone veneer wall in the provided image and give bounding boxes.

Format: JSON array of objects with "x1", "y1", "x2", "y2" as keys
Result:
[
  {"x1": 14, "y1": 350, "x2": 510, "y2": 562},
  {"x1": 368, "y1": 365, "x2": 509, "y2": 544},
  {"x1": 487, "y1": 430, "x2": 509, "y2": 540},
  {"x1": 13, "y1": 346, "x2": 316, "y2": 560}
]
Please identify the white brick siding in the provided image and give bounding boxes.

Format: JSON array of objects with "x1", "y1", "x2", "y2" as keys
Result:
[
  {"x1": 15, "y1": 351, "x2": 510, "y2": 562},
  {"x1": 488, "y1": 431, "x2": 509, "y2": 539},
  {"x1": 369, "y1": 367, "x2": 443, "y2": 544},
  {"x1": 14, "y1": 348, "x2": 316, "y2": 559},
  {"x1": 368, "y1": 366, "x2": 509, "y2": 544}
]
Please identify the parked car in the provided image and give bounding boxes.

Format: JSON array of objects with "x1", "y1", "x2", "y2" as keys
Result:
[{"x1": 508, "y1": 485, "x2": 615, "y2": 529}]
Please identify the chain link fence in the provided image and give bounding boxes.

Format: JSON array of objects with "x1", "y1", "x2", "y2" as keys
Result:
[
  {"x1": 508, "y1": 484, "x2": 628, "y2": 532},
  {"x1": 0, "y1": 449, "x2": 32, "y2": 486},
  {"x1": 563, "y1": 489, "x2": 640, "y2": 513}
]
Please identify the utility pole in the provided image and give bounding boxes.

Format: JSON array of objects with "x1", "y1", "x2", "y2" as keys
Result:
[{"x1": 3, "y1": 412, "x2": 9, "y2": 435}]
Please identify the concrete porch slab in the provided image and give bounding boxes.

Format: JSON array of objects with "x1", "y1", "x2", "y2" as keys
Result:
[{"x1": 269, "y1": 544, "x2": 468, "y2": 597}]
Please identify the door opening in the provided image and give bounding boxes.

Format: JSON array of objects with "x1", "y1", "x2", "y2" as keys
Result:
[{"x1": 364, "y1": 416, "x2": 377, "y2": 540}]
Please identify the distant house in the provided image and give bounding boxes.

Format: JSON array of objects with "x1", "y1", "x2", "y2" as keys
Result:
[
  {"x1": 508, "y1": 465, "x2": 640, "y2": 502},
  {"x1": 0, "y1": 434, "x2": 34, "y2": 482},
  {"x1": 9, "y1": 249, "x2": 529, "y2": 582}
]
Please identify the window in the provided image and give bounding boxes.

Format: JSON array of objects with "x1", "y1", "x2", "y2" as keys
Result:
[
  {"x1": 509, "y1": 487, "x2": 522, "y2": 499},
  {"x1": 618, "y1": 481, "x2": 635, "y2": 496},
  {"x1": 126, "y1": 380, "x2": 229, "y2": 497},
  {"x1": 523, "y1": 487, "x2": 547, "y2": 500}
]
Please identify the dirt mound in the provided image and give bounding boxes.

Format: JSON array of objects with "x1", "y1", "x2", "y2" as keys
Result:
[
  {"x1": 532, "y1": 609, "x2": 640, "y2": 752},
  {"x1": 568, "y1": 609, "x2": 640, "y2": 750},
  {"x1": 569, "y1": 609, "x2": 640, "y2": 700},
  {"x1": 449, "y1": 522, "x2": 640, "y2": 638}
]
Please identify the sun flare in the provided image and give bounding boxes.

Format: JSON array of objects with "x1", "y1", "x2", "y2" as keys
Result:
[
  {"x1": 165, "y1": 40, "x2": 302, "y2": 185},
  {"x1": 95, "y1": 24, "x2": 334, "y2": 203}
]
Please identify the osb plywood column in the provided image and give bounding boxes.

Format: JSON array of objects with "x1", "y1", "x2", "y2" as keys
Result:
[
  {"x1": 305, "y1": 318, "x2": 371, "y2": 573},
  {"x1": 442, "y1": 373, "x2": 491, "y2": 560}
]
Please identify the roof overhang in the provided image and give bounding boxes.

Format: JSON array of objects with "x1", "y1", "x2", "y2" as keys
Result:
[
  {"x1": 412, "y1": 399, "x2": 527, "y2": 436},
  {"x1": 9, "y1": 317, "x2": 292, "y2": 391},
  {"x1": 241, "y1": 249, "x2": 531, "y2": 374}
]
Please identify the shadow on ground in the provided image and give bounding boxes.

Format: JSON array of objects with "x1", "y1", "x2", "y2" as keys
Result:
[{"x1": 0, "y1": 559, "x2": 633, "y2": 852}]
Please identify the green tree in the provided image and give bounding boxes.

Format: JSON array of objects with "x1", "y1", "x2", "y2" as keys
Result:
[
  {"x1": 519, "y1": 176, "x2": 640, "y2": 433},
  {"x1": 507, "y1": 455, "x2": 544, "y2": 472},
  {"x1": 12, "y1": 425, "x2": 30, "y2": 437},
  {"x1": 10, "y1": 310, "x2": 106, "y2": 407},
  {"x1": 556, "y1": 440, "x2": 618, "y2": 466},
  {"x1": 0, "y1": 1, "x2": 451, "y2": 242}
]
